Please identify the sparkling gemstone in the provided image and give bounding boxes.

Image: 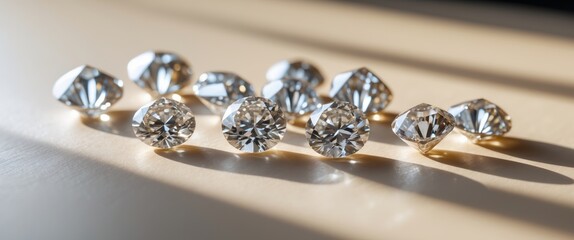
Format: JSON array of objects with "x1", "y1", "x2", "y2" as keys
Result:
[
  {"x1": 448, "y1": 98, "x2": 512, "y2": 141},
  {"x1": 391, "y1": 103, "x2": 455, "y2": 153},
  {"x1": 261, "y1": 78, "x2": 321, "y2": 120},
  {"x1": 329, "y1": 67, "x2": 393, "y2": 114},
  {"x1": 127, "y1": 51, "x2": 192, "y2": 96},
  {"x1": 132, "y1": 97, "x2": 196, "y2": 148},
  {"x1": 53, "y1": 65, "x2": 123, "y2": 118},
  {"x1": 306, "y1": 101, "x2": 370, "y2": 158},
  {"x1": 266, "y1": 59, "x2": 324, "y2": 87},
  {"x1": 192, "y1": 71, "x2": 255, "y2": 115},
  {"x1": 222, "y1": 96, "x2": 286, "y2": 153}
]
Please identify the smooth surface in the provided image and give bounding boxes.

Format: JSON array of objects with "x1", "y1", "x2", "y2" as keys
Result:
[{"x1": 1, "y1": 0, "x2": 573, "y2": 239}]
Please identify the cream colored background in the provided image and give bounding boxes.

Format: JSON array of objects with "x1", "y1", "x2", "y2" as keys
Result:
[{"x1": 1, "y1": 0, "x2": 573, "y2": 239}]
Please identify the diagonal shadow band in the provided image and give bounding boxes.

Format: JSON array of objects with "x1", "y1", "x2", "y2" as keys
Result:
[
  {"x1": 0, "y1": 129, "x2": 334, "y2": 240},
  {"x1": 129, "y1": 2, "x2": 574, "y2": 98},
  {"x1": 154, "y1": 145, "x2": 574, "y2": 234},
  {"x1": 326, "y1": 154, "x2": 574, "y2": 234},
  {"x1": 477, "y1": 137, "x2": 574, "y2": 168},
  {"x1": 155, "y1": 146, "x2": 345, "y2": 184},
  {"x1": 425, "y1": 150, "x2": 573, "y2": 184}
]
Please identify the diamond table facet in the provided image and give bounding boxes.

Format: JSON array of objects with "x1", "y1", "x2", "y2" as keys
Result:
[
  {"x1": 132, "y1": 97, "x2": 196, "y2": 148},
  {"x1": 127, "y1": 51, "x2": 192, "y2": 96},
  {"x1": 193, "y1": 71, "x2": 255, "y2": 115},
  {"x1": 261, "y1": 78, "x2": 321, "y2": 120},
  {"x1": 391, "y1": 103, "x2": 455, "y2": 154},
  {"x1": 222, "y1": 96, "x2": 287, "y2": 153},
  {"x1": 448, "y1": 98, "x2": 512, "y2": 141},
  {"x1": 266, "y1": 59, "x2": 324, "y2": 87},
  {"x1": 329, "y1": 67, "x2": 393, "y2": 114},
  {"x1": 53, "y1": 65, "x2": 123, "y2": 118},
  {"x1": 306, "y1": 101, "x2": 370, "y2": 158}
]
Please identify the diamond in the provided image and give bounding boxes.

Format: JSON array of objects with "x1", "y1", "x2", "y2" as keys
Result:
[
  {"x1": 391, "y1": 103, "x2": 455, "y2": 153},
  {"x1": 266, "y1": 60, "x2": 324, "y2": 87},
  {"x1": 127, "y1": 51, "x2": 192, "y2": 96},
  {"x1": 53, "y1": 65, "x2": 123, "y2": 118},
  {"x1": 261, "y1": 78, "x2": 321, "y2": 120},
  {"x1": 448, "y1": 98, "x2": 512, "y2": 141},
  {"x1": 132, "y1": 97, "x2": 196, "y2": 148},
  {"x1": 192, "y1": 71, "x2": 255, "y2": 115},
  {"x1": 329, "y1": 67, "x2": 393, "y2": 114},
  {"x1": 306, "y1": 101, "x2": 370, "y2": 158},
  {"x1": 222, "y1": 96, "x2": 287, "y2": 153}
]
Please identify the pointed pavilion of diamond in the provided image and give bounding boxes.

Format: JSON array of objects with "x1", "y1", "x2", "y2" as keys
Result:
[
  {"x1": 53, "y1": 65, "x2": 123, "y2": 118},
  {"x1": 266, "y1": 59, "x2": 324, "y2": 87},
  {"x1": 448, "y1": 98, "x2": 512, "y2": 142},
  {"x1": 391, "y1": 103, "x2": 455, "y2": 154},
  {"x1": 192, "y1": 71, "x2": 255, "y2": 115},
  {"x1": 127, "y1": 51, "x2": 192, "y2": 96},
  {"x1": 261, "y1": 78, "x2": 321, "y2": 120},
  {"x1": 329, "y1": 67, "x2": 393, "y2": 114}
]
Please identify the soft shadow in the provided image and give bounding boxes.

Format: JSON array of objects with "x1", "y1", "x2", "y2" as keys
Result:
[
  {"x1": 1, "y1": 130, "x2": 333, "y2": 240},
  {"x1": 180, "y1": 94, "x2": 213, "y2": 115},
  {"x1": 326, "y1": 153, "x2": 574, "y2": 234},
  {"x1": 367, "y1": 112, "x2": 403, "y2": 145},
  {"x1": 477, "y1": 137, "x2": 574, "y2": 168},
  {"x1": 81, "y1": 110, "x2": 135, "y2": 138},
  {"x1": 282, "y1": 129, "x2": 309, "y2": 148},
  {"x1": 155, "y1": 146, "x2": 344, "y2": 184},
  {"x1": 426, "y1": 150, "x2": 573, "y2": 184}
]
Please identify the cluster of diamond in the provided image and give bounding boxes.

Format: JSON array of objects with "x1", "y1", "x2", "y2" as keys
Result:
[{"x1": 54, "y1": 52, "x2": 512, "y2": 157}]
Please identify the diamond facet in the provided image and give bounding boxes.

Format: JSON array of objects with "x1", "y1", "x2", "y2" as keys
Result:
[
  {"x1": 132, "y1": 97, "x2": 196, "y2": 148},
  {"x1": 391, "y1": 103, "x2": 455, "y2": 153},
  {"x1": 329, "y1": 67, "x2": 393, "y2": 114},
  {"x1": 222, "y1": 96, "x2": 287, "y2": 153},
  {"x1": 127, "y1": 51, "x2": 192, "y2": 96},
  {"x1": 192, "y1": 71, "x2": 255, "y2": 115},
  {"x1": 448, "y1": 98, "x2": 512, "y2": 141},
  {"x1": 261, "y1": 78, "x2": 321, "y2": 120},
  {"x1": 306, "y1": 101, "x2": 370, "y2": 158},
  {"x1": 53, "y1": 65, "x2": 123, "y2": 118},
  {"x1": 266, "y1": 60, "x2": 324, "y2": 87}
]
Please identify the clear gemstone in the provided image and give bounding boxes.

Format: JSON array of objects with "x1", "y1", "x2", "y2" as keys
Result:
[
  {"x1": 53, "y1": 65, "x2": 123, "y2": 118},
  {"x1": 132, "y1": 97, "x2": 196, "y2": 148},
  {"x1": 391, "y1": 103, "x2": 455, "y2": 153},
  {"x1": 306, "y1": 101, "x2": 370, "y2": 158},
  {"x1": 329, "y1": 67, "x2": 393, "y2": 114},
  {"x1": 266, "y1": 60, "x2": 324, "y2": 87},
  {"x1": 192, "y1": 71, "x2": 255, "y2": 115},
  {"x1": 222, "y1": 96, "x2": 287, "y2": 153},
  {"x1": 261, "y1": 78, "x2": 321, "y2": 120},
  {"x1": 127, "y1": 51, "x2": 192, "y2": 96},
  {"x1": 448, "y1": 98, "x2": 512, "y2": 141}
]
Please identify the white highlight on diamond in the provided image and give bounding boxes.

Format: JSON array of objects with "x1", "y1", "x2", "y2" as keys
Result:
[
  {"x1": 306, "y1": 101, "x2": 370, "y2": 158},
  {"x1": 261, "y1": 78, "x2": 321, "y2": 120},
  {"x1": 221, "y1": 96, "x2": 286, "y2": 153},
  {"x1": 266, "y1": 59, "x2": 324, "y2": 87},
  {"x1": 132, "y1": 97, "x2": 196, "y2": 148},
  {"x1": 127, "y1": 51, "x2": 192, "y2": 96},
  {"x1": 391, "y1": 103, "x2": 455, "y2": 154},
  {"x1": 448, "y1": 98, "x2": 512, "y2": 141},
  {"x1": 329, "y1": 67, "x2": 393, "y2": 114},
  {"x1": 193, "y1": 71, "x2": 255, "y2": 115},
  {"x1": 53, "y1": 65, "x2": 123, "y2": 118}
]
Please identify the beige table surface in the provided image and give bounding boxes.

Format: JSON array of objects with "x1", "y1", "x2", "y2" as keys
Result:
[{"x1": 1, "y1": 0, "x2": 574, "y2": 239}]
